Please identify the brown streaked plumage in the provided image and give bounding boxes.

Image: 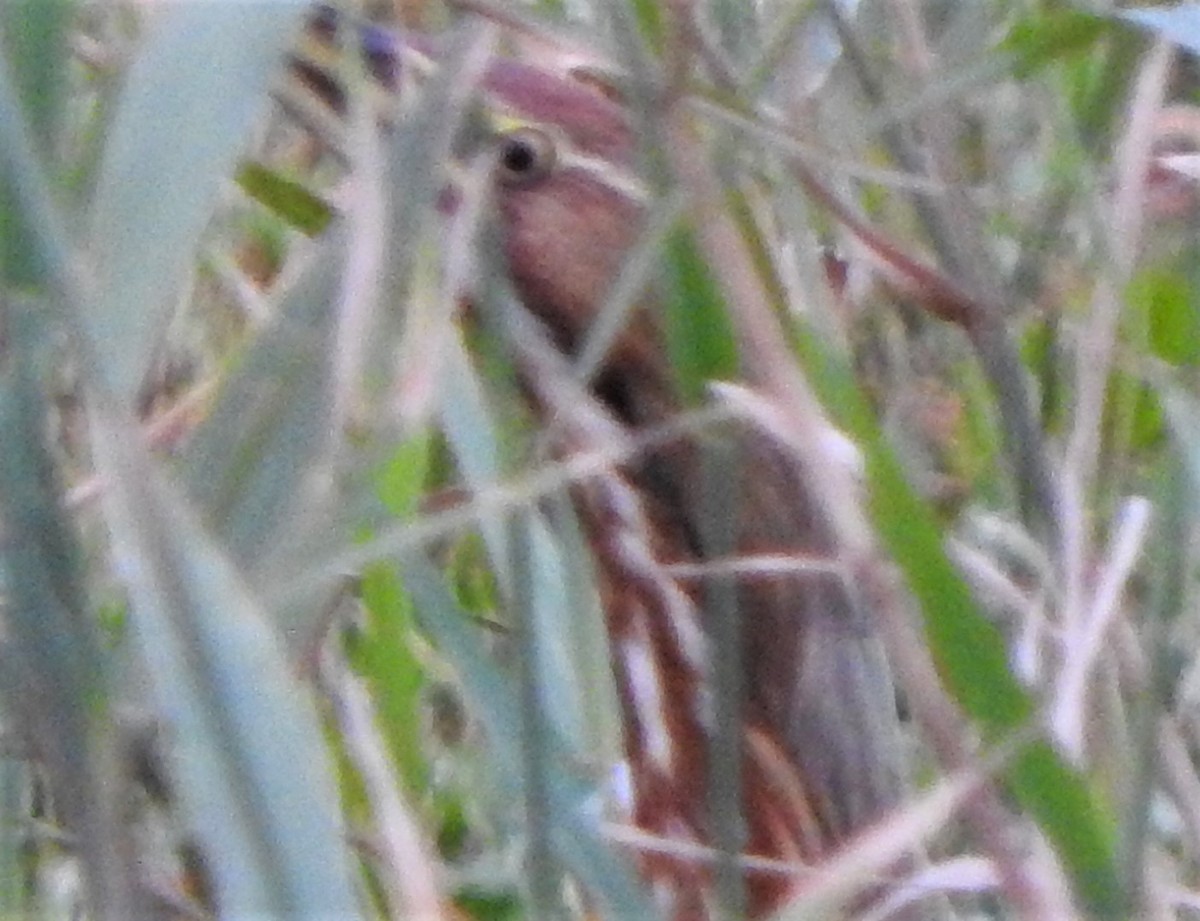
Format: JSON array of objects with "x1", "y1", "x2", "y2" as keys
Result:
[
  {"x1": 295, "y1": 14, "x2": 907, "y2": 918},
  {"x1": 481, "y1": 57, "x2": 907, "y2": 919}
]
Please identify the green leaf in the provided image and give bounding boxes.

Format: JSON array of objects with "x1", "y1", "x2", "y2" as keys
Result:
[
  {"x1": 356, "y1": 561, "x2": 428, "y2": 791},
  {"x1": 236, "y1": 163, "x2": 334, "y2": 236},
  {"x1": 1009, "y1": 743, "x2": 1122, "y2": 917},
  {"x1": 375, "y1": 430, "x2": 435, "y2": 518},
  {"x1": 1130, "y1": 383, "x2": 1165, "y2": 453},
  {"x1": 456, "y1": 887, "x2": 522, "y2": 921},
  {"x1": 664, "y1": 227, "x2": 740, "y2": 403},
  {"x1": 1129, "y1": 267, "x2": 1200, "y2": 367},
  {"x1": 866, "y1": 444, "x2": 1031, "y2": 727},
  {"x1": 351, "y1": 433, "x2": 435, "y2": 791},
  {"x1": 1001, "y1": 9, "x2": 1112, "y2": 78},
  {"x1": 626, "y1": 0, "x2": 665, "y2": 50}
]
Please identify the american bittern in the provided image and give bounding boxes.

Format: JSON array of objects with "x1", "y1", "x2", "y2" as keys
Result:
[{"x1": 296, "y1": 10, "x2": 908, "y2": 918}]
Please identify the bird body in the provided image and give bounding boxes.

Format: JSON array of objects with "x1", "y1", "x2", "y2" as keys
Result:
[
  {"x1": 294, "y1": 15, "x2": 907, "y2": 917},
  {"x1": 480, "y1": 60, "x2": 908, "y2": 918}
]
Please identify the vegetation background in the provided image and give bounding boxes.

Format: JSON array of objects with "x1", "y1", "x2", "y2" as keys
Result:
[{"x1": 2, "y1": 0, "x2": 1200, "y2": 918}]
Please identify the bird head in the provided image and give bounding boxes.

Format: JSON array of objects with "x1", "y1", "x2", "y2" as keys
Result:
[
  {"x1": 293, "y1": 9, "x2": 657, "y2": 371},
  {"x1": 475, "y1": 64, "x2": 649, "y2": 358}
]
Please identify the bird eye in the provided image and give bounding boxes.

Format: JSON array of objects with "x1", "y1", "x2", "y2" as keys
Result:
[{"x1": 495, "y1": 127, "x2": 556, "y2": 186}]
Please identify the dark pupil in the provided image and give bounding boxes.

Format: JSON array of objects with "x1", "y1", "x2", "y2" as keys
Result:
[{"x1": 501, "y1": 138, "x2": 536, "y2": 174}]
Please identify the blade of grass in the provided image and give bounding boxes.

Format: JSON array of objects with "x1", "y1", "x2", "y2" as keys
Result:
[
  {"x1": 236, "y1": 163, "x2": 335, "y2": 237},
  {"x1": 460, "y1": 220, "x2": 630, "y2": 766},
  {"x1": 0, "y1": 45, "x2": 77, "y2": 296},
  {"x1": 795, "y1": 323, "x2": 1123, "y2": 918},
  {"x1": 0, "y1": 724, "x2": 28, "y2": 917},
  {"x1": 0, "y1": 0, "x2": 71, "y2": 150},
  {"x1": 0, "y1": 0, "x2": 70, "y2": 287},
  {"x1": 664, "y1": 226, "x2": 740, "y2": 404},
  {"x1": 699, "y1": 438, "x2": 746, "y2": 920},
  {"x1": 180, "y1": 232, "x2": 343, "y2": 601},
  {"x1": 399, "y1": 551, "x2": 655, "y2": 921},
  {"x1": 509, "y1": 509, "x2": 562, "y2": 918},
  {"x1": 86, "y1": 2, "x2": 310, "y2": 405},
  {"x1": 0, "y1": 305, "x2": 136, "y2": 920},
  {"x1": 439, "y1": 330, "x2": 621, "y2": 767},
  {"x1": 91, "y1": 403, "x2": 362, "y2": 919}
]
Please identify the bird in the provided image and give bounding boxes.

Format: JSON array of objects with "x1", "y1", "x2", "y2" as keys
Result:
[{"x1": 291, "y1": 11, "x2": 909, "y2": 919}]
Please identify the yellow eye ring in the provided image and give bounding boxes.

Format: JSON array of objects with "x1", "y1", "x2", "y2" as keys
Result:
[{"x1": 494, "y1": 127, "x2": 557, "y2": 186}]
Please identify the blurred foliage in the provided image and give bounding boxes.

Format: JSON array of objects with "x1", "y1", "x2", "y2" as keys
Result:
[{"x1": 3, "y1": 1, "x2": 1200, "y2": 920}]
